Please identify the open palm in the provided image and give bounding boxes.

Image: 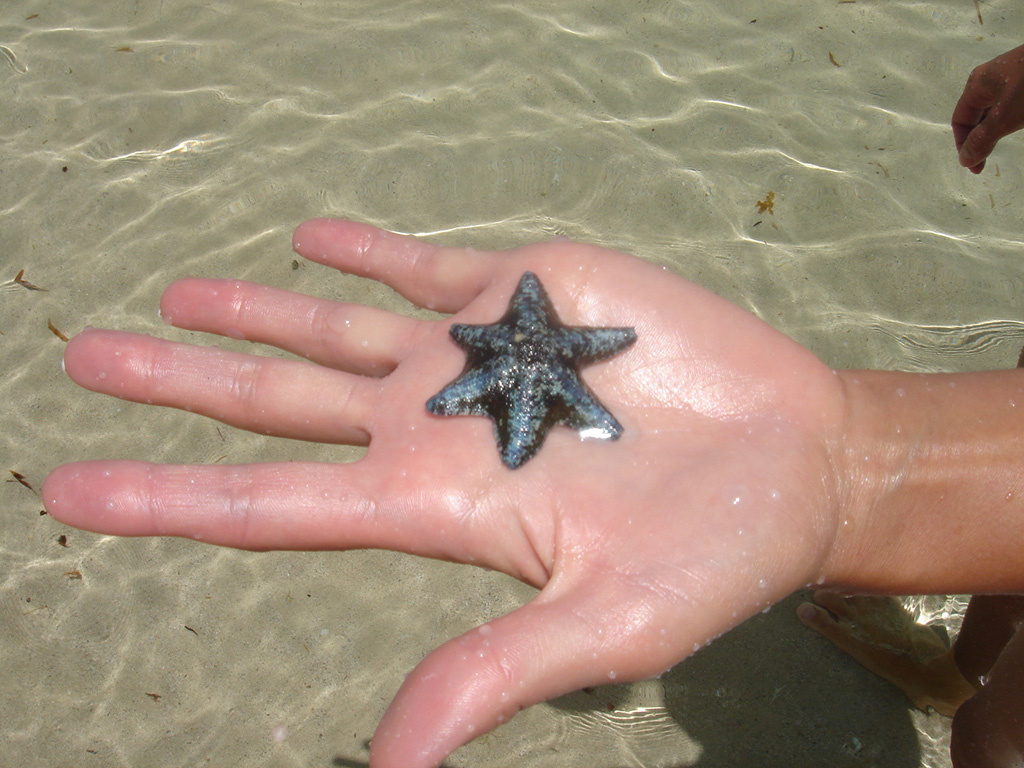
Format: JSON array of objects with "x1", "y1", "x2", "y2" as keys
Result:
[{"x1": 45, "y1": 219, "x2": 848, "y2": 768}]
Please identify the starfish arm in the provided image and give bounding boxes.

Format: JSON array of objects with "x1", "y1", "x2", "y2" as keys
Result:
[
  {"x1": 506, "y1": 272, "x2": 558, "y2": 330},
  {"x1": 497, "y1": 379, "x2": 555, "y2": 469},
  {"x1": 557, "y1": 327, "x2": 637, "y2": 364},
  {"x1": 551, "y1": 374, "x2": 624, "y2": 439},
  {"x1": 425, "y1": 365, "x2": 501, "y2": 417},
  {"x1": 450, "y1": 323, "x2": 514, "y2": 355}
]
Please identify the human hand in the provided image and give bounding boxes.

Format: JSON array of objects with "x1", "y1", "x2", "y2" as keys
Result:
[
  {"x1": 952, "y1": 43, "x2": 1024, "y2": 173},
  {"x1": 43, "y1": 219, "x2": 849, "y2": 768}
]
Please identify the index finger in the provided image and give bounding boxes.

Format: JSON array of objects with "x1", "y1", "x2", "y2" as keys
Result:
[{"x1": 292, "y1": 219, "x2": 499, "y2": 313}]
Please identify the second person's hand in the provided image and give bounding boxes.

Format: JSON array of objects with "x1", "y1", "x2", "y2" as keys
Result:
[{"x1": 953, "y1": 43, "x2": 1024, "y2": 173}]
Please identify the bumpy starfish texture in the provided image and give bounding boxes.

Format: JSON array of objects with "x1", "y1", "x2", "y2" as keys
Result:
[{"x1": 426, "y1": 271, "x2": 637, "y2": 469}]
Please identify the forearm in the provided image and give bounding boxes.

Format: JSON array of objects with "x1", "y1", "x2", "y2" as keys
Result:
[{"x1": 825, "y1": 369, "x2": 1024, "y2": 594}]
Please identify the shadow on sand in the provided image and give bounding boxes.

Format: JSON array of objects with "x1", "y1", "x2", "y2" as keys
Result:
[{"x1": 552, "y1": 591, "x2": 926, "y2": 768}]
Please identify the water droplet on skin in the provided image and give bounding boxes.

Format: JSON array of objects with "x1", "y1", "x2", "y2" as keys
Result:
[
  {"x1": 895, "y1": 388, "x2": 905, "y2": 397},
  {"x1": 607, "y1": 670, "x2": 617, "y2": 680},
  {"x1": 478, "y1": 624, "x2": 493, "y2": 636},
  {"x1": 758, "y1": 579, "x2": 768, "y2": 589}
]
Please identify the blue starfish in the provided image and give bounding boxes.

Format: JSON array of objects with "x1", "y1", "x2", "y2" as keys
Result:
[{"x1": 426, "y1": 272, "x2": 637, "y2": 469}]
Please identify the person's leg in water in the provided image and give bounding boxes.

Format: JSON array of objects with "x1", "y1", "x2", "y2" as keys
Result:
[
  {"x1": 949, "y1": 594, "x2": 1024, "y2": 768},
  {"x1": 798, "y1": 593, "x2": 1024, "y2": 765}
]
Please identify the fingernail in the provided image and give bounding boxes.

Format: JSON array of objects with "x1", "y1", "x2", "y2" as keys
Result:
[{"x1": 796, "y1": 603, "x2": 819, "y2": 622}]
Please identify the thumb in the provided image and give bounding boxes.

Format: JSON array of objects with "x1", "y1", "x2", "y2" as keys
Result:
[
  {"x1": 367, "y1": 581, "x2": 691, "y2": 768},
  {"x1": 958, "y1": 122, "x2": 997, "y2": 172}
]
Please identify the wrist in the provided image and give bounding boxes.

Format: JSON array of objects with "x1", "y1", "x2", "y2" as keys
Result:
[
  {"x1": 823, "y1": 368, "x2": 1024, "y2": 594},
  {"x1": 822, "y1": 370, "x2": 920, "y2": 591}
]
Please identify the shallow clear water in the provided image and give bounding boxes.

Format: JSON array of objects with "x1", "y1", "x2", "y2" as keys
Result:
[{"x1": 3, "y1": 1, "x2": 1023, "y2": 766}]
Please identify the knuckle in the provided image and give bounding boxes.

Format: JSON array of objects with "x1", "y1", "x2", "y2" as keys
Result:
[{"x1": 229, "y1": 359, "x2": 264, "y2": 409}]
